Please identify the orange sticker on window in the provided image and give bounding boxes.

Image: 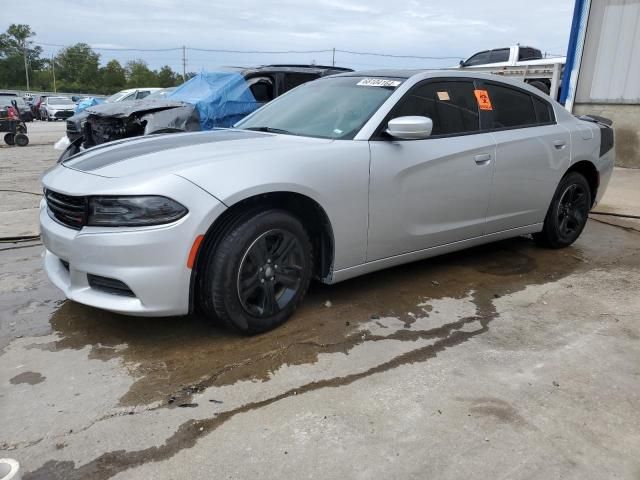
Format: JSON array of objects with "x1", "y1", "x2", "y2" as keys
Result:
[{"x1": 474, "y1": 89, "x2": 493, "y2": 110}]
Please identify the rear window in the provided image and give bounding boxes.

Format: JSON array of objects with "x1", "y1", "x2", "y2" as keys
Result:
[{"x1": 486, "y1": 84, "x2": 537, "y2": 128}]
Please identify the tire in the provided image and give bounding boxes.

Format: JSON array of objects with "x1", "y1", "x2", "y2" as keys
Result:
[
  {"x1": 4, "y1": 133, "x2": 15, "y2": 146},
  {"x1": 14, "y1": 133, "x2": 29, "y2": 147},
  {"x1": 528, "y1": 80, "x2": 550, "y2": 95},
  {"x1": 534, "y1": 172, "x2": 591, "y2": 249},
  {"x1": 200, "y1": 209, "x2": 313, "y2": 334}
]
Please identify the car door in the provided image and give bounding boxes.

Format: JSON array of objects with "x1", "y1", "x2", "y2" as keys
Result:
[
  {"x1": 367, "y1": 79, "x2": 496, "y2": 262},
  {"x1": 481, "y1": 81, "x2": 572, "y2": 233}
]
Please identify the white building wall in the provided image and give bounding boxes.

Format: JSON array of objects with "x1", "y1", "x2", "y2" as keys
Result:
[{"x1": 576, "y1": 0, "x2": 640, "y2": 104}]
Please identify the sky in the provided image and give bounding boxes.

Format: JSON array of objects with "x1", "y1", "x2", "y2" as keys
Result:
[{"x1": 5, "y1": 0, "x2": 576, "y2": 72}]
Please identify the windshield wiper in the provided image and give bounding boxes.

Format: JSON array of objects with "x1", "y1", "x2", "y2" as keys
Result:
[{"x1": 242, "y1": 126, "x2": 294, "y2": 135}]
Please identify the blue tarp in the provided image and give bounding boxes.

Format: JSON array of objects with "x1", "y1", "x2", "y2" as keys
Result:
[
  {"x1": 75, "y1": 97, "x2": 104, "y2": 113},
  {"x1": 167, "y1": 71, "x2": 260, "y2": 130}
]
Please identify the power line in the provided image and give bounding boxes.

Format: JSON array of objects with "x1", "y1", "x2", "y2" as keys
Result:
[
  {"x1": 336, "y1": 49, "x2": 463, "y2": 60},
  {"x1": 35, "y1": 42, "x2": 181, "y2": 52},
  {"x1": 34, "y1": 42, "x2": 464, "y2": 60}
]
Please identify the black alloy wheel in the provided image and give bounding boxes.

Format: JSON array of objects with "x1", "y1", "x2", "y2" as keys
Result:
[
  {"x1": 556, "y1": 183, "x2": 589, "y2": 243},
  {"x1": 200, "y1": 209, "x2": 313, "y2": 334},
  {"x1": 237, "y1": 229, "x2": 305, "y2": 318},
  {"x1": 534, "y1": 172, "x2": 591, "y2": 248}
]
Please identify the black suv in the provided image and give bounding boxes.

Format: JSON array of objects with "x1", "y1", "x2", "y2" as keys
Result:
[{"x1": 62, "y1": 64, "x2": 352, "y2": 160}]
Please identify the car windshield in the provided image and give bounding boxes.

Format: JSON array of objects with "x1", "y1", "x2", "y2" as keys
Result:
[
  {"x1": 105, "y1": 91, "x2": 131, "y2": 103},
  {"x1": 145, "y1": 87, "x2": 176, "y2": 100},
  {"x1": 49, "y1": 97, "x2": 74, "y2": 105},
  {"x1": 236, "y1": 76, "x2": 402, "y2": 140}
]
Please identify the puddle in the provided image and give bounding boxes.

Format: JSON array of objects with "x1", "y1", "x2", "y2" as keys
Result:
[
  {"x1": 9, "y1": 371, "x2": 45, "y2": 385},
  {"x1": 31, "y1": 235, "x2": 590, "y2": 408}
]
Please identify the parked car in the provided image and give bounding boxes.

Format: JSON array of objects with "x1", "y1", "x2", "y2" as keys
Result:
[
  {"x1": 40, "y1": 96, "x2": 76, "y2": 121},
  {"x1": 31, "y1": 95, "x2": 48, "y2": 119},
  {"x1": 60, "y1": 65, "x2": 352, "y2": 160},
  {"x1": 40, "y1": 70, "x2": 614, "y2": 334},
  {"x1": 0, "y1": 95, "x2": 33, "y2": 122}
]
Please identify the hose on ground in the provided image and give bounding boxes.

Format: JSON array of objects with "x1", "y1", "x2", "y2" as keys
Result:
[{"x1": 591, "y1": 211, "x2": 640, "y2": 220}]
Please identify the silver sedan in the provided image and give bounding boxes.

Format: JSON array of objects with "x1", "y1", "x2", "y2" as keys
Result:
[{"x1": 40, "y1": 70, "x2": 615, "y2": 333}]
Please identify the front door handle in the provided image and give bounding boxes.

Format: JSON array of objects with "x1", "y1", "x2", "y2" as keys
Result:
[
  {"x1": 553, "y1": 140, "x2": 567, "y2": 149},
  {"x1": 474, "y1": 153, "x2": 492, "y2": 165}
]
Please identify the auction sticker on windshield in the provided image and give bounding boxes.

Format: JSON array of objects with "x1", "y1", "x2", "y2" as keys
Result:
[{"x1": 357, "y1": 78, "x2": 402, "y2": 87}]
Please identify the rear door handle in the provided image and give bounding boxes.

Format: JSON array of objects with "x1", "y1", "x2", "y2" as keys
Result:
[
  {"x1": 554, "y1": 140, "x2": 567, "y2": 149},
  {"x1": 474, "y1": 153, "x2": 492, "y2": 165}
]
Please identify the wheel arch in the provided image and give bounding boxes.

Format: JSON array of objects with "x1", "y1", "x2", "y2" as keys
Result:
[
  {"x1": 566, "y1": 160, "x2": 599, "y2": 207},
  {"x1": 189, "y1": 190, "x2": 335, "y2": 313}
]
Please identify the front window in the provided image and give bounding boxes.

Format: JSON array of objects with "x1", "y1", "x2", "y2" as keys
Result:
[{"x1": 236, "y1": 76, "x2": 401, "y2": 139}]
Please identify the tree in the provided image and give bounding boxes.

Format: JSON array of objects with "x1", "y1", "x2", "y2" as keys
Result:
[
  {"x1": 157, "y1": 65, "x2": 179, "y2": 87},
  {"x1": 100, "y1": 59, "x2": 127, "y2": 93},
  {"x1": 126, "y1": 60, "x2": 158, "y2": 87},
  {"x1": 55, "y1": 43, "x2": 100, "y2": 91},
  {"x1": 0, "y1": 24, "x2": 43, "y2": 89}
]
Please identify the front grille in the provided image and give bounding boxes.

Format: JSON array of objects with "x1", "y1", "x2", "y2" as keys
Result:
[
  {"x1": 55, "y1": 111, "x2": 74, "y2": 119},
  {"x1": 87, "y1": 274, "x2": 136, "y2": 297},
  {"x1": 45, "y1": 189, "x2": 87, "y2": 229}
]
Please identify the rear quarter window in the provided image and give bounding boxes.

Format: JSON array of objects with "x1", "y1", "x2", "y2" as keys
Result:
[
  {"x1": 532, "y1": 96, "x2": 553, "y2": 124},
  {"x1": 485, "y1": 83, "x2": 537, "y2": 129}
]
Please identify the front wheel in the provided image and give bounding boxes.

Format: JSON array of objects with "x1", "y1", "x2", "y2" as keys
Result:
[
  {"x1": 200, "y1": 209, "x2": 313, "y2": 334},
  {"x1": 534, "y1": 172, "x2": 591, "y2": 248},
  {"x1": 4, "y1": 133, "x2": 15, "y2": 145}
]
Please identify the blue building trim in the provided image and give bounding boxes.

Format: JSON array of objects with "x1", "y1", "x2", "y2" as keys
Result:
[{"x1": 560, "y1": 0, "x2": 586, "y2": 105}]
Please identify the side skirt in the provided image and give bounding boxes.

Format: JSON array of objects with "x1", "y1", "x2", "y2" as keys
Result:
[{"x1": 327, "y1": 223, "x2": 543, "y2": 284}]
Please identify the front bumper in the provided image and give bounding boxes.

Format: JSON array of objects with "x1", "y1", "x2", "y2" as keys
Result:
[
  {"x1": 47, "y1": 109, "x2": 74, "y2": 119},
  {"x1": 39, "y1": 181, "x2": 226, "y2": 317}
]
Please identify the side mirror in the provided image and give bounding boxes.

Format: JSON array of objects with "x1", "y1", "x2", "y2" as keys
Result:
[
  {"x1": 459, "y1": 59, "x2": 465, "y2": 67},
  {"x1": 386, "y1": 116, "x2": 433, "y2": 140}
]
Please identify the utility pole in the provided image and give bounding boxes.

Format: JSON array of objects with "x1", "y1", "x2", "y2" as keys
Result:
[
  {"x1": 51, "y1": 54, "x2": 57, "y2": 93},
  {"x1": 182, "y1": 45, "x2": 187, "y2": 81},
  {"x1": 332, "y1": 47, "x2": 335, "y2": 66},
  {"x1": 22, "y1": 40, "x2": 30, "y2": 91}
]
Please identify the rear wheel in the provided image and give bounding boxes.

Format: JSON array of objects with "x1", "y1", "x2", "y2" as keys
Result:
[
  {"x1": 4, "y1": 133, "x2": 15, "y2": 145},
  {"x1": 14, "y1": 133, "x2": 29, "y2": 147},
  {"x1": 534, "y1": 172, "x2": 591, "y2": 248},
  {"x1": 200, "y1": 209, "x2": 313, "y2": 334}
]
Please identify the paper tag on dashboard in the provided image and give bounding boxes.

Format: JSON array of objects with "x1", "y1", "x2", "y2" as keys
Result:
[{"x1": 357, "y1": 78, "x2": 402, "y2": 87}]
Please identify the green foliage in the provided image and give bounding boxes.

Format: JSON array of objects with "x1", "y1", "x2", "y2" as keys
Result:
[
  {"x1": 0, "y1": 24, "x2": 184, "y2": 94},
  {"x1": 0, "y1": 23, "x2": 44, "y2": 88}
]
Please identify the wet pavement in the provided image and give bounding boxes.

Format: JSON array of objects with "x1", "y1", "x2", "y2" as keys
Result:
[{"x1": 1, "y1": 219, "x2": 640, "y2": 479}]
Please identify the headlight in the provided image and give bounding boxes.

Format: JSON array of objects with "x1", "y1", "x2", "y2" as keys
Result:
[{"x1": 88, "y1": 196, "x2": 188, "y2": 227}]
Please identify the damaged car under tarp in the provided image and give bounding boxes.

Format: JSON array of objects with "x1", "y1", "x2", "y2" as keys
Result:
[
  {"x1": 58, "y1": 65, "x2": 353, "y2": 161},
  {"x1": 59, "y1": 71, "x2": 260, "y2": 160}
]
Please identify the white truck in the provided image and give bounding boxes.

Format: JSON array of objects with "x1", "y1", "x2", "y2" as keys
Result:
[{"x1": 457, "y1": 45, "x2": 566, "y2": 100}]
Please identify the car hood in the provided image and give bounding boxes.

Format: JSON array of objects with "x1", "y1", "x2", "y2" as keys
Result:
[
  {"x1": 61, "y1": 129, "x2": 332, "y2": 179},
  {"x1": 49, "y1": 104, "x2": 75, "y2": 110},
  {"x1": 85, "y1": 99, "x2": 188, "y2": 118}
]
